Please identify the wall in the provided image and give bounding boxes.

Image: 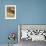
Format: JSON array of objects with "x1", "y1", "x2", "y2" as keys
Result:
[{"x1": 0, "y1": 0, "x2": 46, "y2": 44}]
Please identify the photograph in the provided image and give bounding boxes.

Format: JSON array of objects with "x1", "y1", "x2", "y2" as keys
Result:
[{"x1": 5, "y1": 5, "x2": 16, "y2": 19}]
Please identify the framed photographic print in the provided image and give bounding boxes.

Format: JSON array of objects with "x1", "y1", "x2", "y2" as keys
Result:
[{"x1": 5, "y1": 5, "x2": 16, "y2": 19}]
